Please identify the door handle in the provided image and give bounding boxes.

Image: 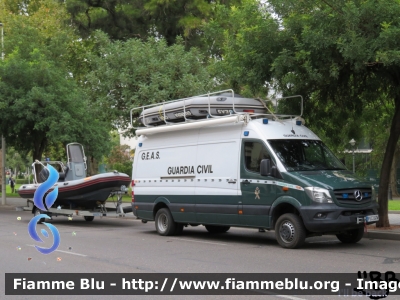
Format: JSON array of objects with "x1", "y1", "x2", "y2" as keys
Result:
[{"x1": 242, "y1": 180, "x2": 250, "y2": 185}]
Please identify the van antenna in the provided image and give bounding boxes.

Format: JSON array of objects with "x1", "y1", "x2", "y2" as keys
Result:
[{"x1": 291, "y1": 116, "x2": 295, "y2": 134}]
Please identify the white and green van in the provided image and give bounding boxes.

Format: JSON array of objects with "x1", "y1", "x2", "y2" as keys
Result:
[{"x1": 131, "y1": 90, "x2": 379, "y2": 248}]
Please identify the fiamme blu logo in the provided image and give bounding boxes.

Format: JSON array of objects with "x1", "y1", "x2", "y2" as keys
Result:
[{"x1": 28, "y1": 165, "x2": 60, "y2": 254}]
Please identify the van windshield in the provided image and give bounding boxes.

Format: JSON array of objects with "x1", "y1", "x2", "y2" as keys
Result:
[{"x1": 268, "y1": 140, "x2": 347, "y2": 172}]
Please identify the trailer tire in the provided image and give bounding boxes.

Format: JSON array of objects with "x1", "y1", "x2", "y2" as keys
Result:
[
  {"x1": 275, "y1": 213, "x2": 306, "y2": 249},
  {"x1": 336, "y1": 227, "x2": 364, "y2": 244},
  {"x1": 33, "y1": 207, "x2": 45, "y2": 223},
  {"x1": 205, "y1": 225, "x2": 230, "y2": 234},
  {"x1": 84, "y1": 216, "x2": 94, "y2": 222},
  {"x1": 155, "y1": 208, "x2": 177, "y2": 236}
]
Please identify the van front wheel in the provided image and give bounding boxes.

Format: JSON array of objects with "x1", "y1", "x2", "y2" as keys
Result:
[
  {"x1": 275, "y1": 213, "x2": 306, "y2": 249},
  {"x1": 155, "y1": 208, "x2": 177, "y2": 236},
  {"x1": 336, "y1": 227, "x2": 364, "y2": 243}
]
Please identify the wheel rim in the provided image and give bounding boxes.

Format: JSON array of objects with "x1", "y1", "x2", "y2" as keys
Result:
[
  {"x1": 279, "y1": 221, "x2": 295, "y2": 243},
  {"x1": 157, "y1": 213, "x2": 168, "y2": 233}
]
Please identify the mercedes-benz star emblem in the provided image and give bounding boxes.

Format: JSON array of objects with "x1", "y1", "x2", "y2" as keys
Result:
[{"x1": 354, "y1": 190, "x2": 363, "y2": 201}]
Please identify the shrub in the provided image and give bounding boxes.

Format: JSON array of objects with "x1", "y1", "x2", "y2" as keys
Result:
[{"x1": 16, "y1": 179, "x2": 29, "y2": 184}]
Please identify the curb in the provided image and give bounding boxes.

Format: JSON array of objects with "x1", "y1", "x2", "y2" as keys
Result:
[{"x1": 364, "y1": 231, "x2": 400, "y2": 241}]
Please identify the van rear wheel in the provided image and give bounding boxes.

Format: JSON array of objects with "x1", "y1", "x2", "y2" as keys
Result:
[
  {"x1": 336, "y1": 227, "x2": 364, "y2": 243},
  {"x1": 275, "y1": 213, "x2": 306, "y2": 249},
  {"x1": 155, "y1": 208, "x2": 177, "y2": 236},
  {"x1": 205, "y1": 225, "x2": 230, "y2": 234}
]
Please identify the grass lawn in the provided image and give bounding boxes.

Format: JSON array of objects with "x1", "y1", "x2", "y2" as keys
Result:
[
  {"x1": 388, "y1": 200, "x2": 400, "y2": 211},
  {"x1": 0, "y1": 184, "x2": 22, "y2": 197}
]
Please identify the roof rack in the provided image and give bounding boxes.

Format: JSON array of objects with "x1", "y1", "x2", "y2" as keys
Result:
[
  {"x1": 130, "y1": 89, "x2": 303, "y2": 132},
  {"x1": 130, "y1": 89, "x2": 235, "y2": 128}
]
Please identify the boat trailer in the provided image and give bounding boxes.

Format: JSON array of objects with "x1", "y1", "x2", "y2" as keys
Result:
[{"x1": 18, "y1": 190, "x2": 135, "y2": 221}]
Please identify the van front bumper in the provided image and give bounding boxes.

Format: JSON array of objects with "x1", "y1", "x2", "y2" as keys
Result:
[{"x1": 299, "y1": 202, "x2": 379, "y2": 233}]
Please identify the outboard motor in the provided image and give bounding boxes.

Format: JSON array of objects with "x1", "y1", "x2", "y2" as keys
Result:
[{"x1": 39, "y1": 167, "x2": 50, "y2": 182}]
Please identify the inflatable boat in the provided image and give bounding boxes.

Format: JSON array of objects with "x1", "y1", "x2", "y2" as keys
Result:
[
  {"x1": 139, "y1": 92, "x2": 267, "y2": 126},
  {"x1": 18, "y1": 143, "x2": 131, "y2": 209}
]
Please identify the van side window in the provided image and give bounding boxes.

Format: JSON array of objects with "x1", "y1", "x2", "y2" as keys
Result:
[{"x1": 244, "y1": 142, "x2": 271, "y2": 173}]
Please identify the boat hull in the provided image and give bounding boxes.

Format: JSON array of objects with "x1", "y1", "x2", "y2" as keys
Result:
[{"x1": 18, "y1": 172, "x2": 131, "y2": 209}]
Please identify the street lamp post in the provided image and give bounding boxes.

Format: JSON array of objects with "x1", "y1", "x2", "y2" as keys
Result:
[
  {"x1": 0, "y1": 22, "x2": 5, "y2": 206},
  {"x1": 349, "y1": 138, "x2": 356, "y2": 173}
]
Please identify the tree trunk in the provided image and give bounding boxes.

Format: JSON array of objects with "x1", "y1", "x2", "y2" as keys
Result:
[
  {"x1": 32, "y1": 138, "x2": 47, "y2": 182},
  {"x1": 390, "y1": 146, "x2": 400, "y2": 198},
  {"x1": 377, "y1": 98, "x2": 400, "y2": 227},
  {"x1": 88, "y1": 156, "x2": 98, "y2": 176}
]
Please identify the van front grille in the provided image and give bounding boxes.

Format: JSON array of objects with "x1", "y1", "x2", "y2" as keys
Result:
[{"x1": 333, "y1": 188, "x2": 372, "y2": 205}]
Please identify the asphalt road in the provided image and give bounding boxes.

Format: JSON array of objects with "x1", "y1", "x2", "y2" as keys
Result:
[{"x1": 1, "y1": 204, "x2": 400, "y2": 300}]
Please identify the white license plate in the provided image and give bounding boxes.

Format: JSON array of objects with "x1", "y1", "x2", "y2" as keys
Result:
[{"x1": 365, "y1": 215, "x2": 379, "y2": 222}]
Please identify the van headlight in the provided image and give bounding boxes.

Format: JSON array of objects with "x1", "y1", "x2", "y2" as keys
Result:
[{"x1": 304, "y1": 187, "x2": 333, "y2": 203}]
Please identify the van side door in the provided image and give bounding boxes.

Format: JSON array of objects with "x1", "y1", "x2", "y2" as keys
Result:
[
  {"x1": 240, "y1": 140, "x2": 276, "y2": 228},
  {"x1": 194, "y1": 141, "x2": 241, "y2": 226}
]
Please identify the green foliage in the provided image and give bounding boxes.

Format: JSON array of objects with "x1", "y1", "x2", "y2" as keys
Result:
[
  {"x1": 64, "y1": 0, "x2": 241, "y2": 48},
  {"x1": 0, "y1": 1, "x2": 112, "y2": 162},
  {"x1": 85, "y1": 32, "x2": 214, "y2": 133},
  {"x1": 203, "y1": 0, "x2": 281, "y2": 95},
  {"x1": 105, "y1": 144, "x2": 132, "y2": 175},
  {"x1": 110, "y1": 162, "x2": 132, "y2": 176},
  {"x1": 16, "y1": 178, "x2": 29, "y2": 184},
  {"x1": 6, "y1": 147, "x2": 30, "y2": 176}
]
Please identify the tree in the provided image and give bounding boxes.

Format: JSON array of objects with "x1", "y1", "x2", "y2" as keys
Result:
[
  {"x1": 203, "y1": 0, "x2": 281, "y2": 94},
  {"x1": 64, "y1": 0, "x2": 241, "y2": 48},
  {"x1": 84, "y1": 32, "x2": 214, "y2": 133},
  {"x1": 211, "y1": 0, "x2": 400, "y2": 227},
  {"x1": 106, "y1": 144, "x2": 133, "y2": 175},
  {"x1": 0, "y1": 1, "x2": 112, "y2": 163},
  {"x1": 6, "y1": 147, "x2": 30, "y2": 178}
]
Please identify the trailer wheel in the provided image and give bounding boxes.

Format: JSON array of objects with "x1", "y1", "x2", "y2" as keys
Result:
[
  {"x1": 155, "y1": 208, "x2": 177, "y2": 236},
  {"x1": 205, "y1": 225, "x2": 230, "y2": 234},
  {"x1": 275, "y1": 213, "x2": 306, "y2": 249},
  {"x1": 33, "y1": 207, "x2": 45, "y2": 223},
  {"x1": 336, "y1": 227, "x2": 364, "y2": 244},
  {"x1": 84, "y1": 216, "x2": 94, "y2": 222}
]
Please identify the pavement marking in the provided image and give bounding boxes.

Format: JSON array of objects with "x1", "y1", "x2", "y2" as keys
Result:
[
  {"x1": 171, "y1": 237, "x2": 226, "y2": 246},
  {"x1": 275, "y1": 295, "x2": 307, "y2": 300},
  {"x1": 26, "y1": 244, "x2": 88, "y2": 257}
]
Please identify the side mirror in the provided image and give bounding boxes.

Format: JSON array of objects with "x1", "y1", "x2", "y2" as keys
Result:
[
  {"x1": 271, "y1": 165, "x2": 278, "y2": 178},
  {"x1": 260, "y1": 159, "x2": 279, "y2": 177},
  {"x1": 260, "y1": 159, "x2": 272, "y2": 176}
]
